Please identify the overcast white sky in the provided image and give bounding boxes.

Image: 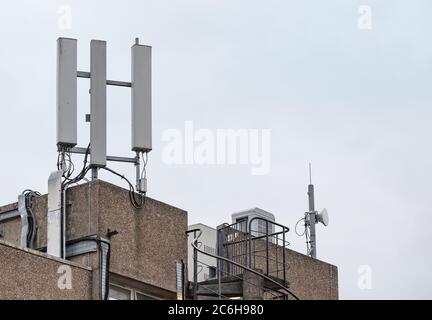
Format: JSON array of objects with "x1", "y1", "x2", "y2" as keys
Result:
[{"x1": 1, "y1": 0, "x2": 431, "y2": 299}]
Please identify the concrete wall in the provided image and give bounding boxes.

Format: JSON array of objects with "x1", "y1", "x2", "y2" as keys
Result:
[
  {"x1": 96, "y1": 181, "x2": 188, "y2": 294},
  {"x1": 253, "y1": 240, "x2": 338, "y2": 300},
  {"x1": 0, "y1": 180, "x2": 188, "y2": 299},
  {"x1": 286, "y1": 249, "x2": 338, "y2": 300},
  {"x1": 218, "y1": 225, "x2": 338, "y2": 300},
  {"x1": 0, "y1": 180, "x2": 337, "y2": 300},
  {"x1": 0, "y1": 240, "x2": 92, "y2": 300}
]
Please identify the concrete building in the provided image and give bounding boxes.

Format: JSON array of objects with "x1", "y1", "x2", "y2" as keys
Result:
[
  {"x1": 0, "y1": 35, "x2": 338, "y2": 300},
  {"x1": 0, "y1": 181, "x2": 338, "y2": 300},
  {"x1": 0, "y1": 180, "x2": 187, "y2": 300},
  {"x1": 187, "y1": 208, "x2": 276, "y2": 283},
  {"x1": 187, "y1": 224, "x2": 217, "y2": 283},
  {"x1": 186, "y1": 209, "x2": 339, "y2": 300},
  {"x1": 232, "y1": 208, "x2": 275, "y2": 237}
]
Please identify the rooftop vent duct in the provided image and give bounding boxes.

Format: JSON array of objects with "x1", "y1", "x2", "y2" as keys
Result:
[{"x1": 47, "y1": 170, "x2": 63, "y2": 257}]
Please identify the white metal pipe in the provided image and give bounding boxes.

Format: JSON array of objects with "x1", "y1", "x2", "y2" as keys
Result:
[{"x1": 47, "y1": 170, "x2": 63, "y2": 257}]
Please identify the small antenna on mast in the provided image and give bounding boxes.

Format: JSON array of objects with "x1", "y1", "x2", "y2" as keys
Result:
[
  {"x1": 309, "y1": 163, "x2": 312, "y2": 185},
  {"x1": 296, "y1": 163, "x2": 330, "y2": 259}
]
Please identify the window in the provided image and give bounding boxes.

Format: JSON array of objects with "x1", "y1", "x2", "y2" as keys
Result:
[
  {"x1": 204, "y1": 245, "x2": 216, "y2": 255},
  {"x1": 176, "y1": 261, "x2": 185, "y2": 300},
  {"x1": 236, "y1": 217, "x2": 248, "y2": 233},
  {"x1": 109, "y1": 284, "x2": 160, "y2": 300},
  {"x1": 109, "y1": 284, "x2": 132, "y2": 300},
  {"x1": 256, "y1": 219, "x2": 272, "y2": 236},
  {"x1": 257, "y1": 219, "x2": 265, "y2": 235},
  {"x1": 208, "y1": 266, "x2": 217, "y2": 279},
  {"x1": 136, "y1": 292, "x2": 158, "y2": 300}
]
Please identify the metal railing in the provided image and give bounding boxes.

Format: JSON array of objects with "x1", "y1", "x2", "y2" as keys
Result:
[
  {"x1": 248, "y1": 217, "x2": 290, "y2": 283},
  {"x1": 217, "y1": 218, "x2": 291, "y2": 282},
  {"x1": 187, "y1": 228, "x2": 299, "y2": 300},
  {"x1": 195, "y1": 259, "x2": 285, "y2": 300}
]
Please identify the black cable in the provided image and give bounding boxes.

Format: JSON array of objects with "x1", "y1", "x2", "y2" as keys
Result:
[
  {"x1": 58, "y1": 143, "x2": 144, "y2": 209},
  {"x1": 21, "y1": 190, "x2": 41, "y2": 248},
  {"x1": 67, "y1": 236, "x2": 111, "y2": 300},
  {"x1": 57, "y1": 148, "x2": 74, "y2": 179},
  {"x1": 64, "y1": 151, "x2": 74, "y2": 179},
  {"x1": 62, "y1": 143, "x2": 91, "y2": 188},
  {"x1": 101, "y1": 166, "x2": 145, "y2": 209},
  {"x1": 295, "y1": 217, "x2": 306, "y2": 237},
  {"x1": 54, "y1": 146, "x2": 114, "y2": 300}
]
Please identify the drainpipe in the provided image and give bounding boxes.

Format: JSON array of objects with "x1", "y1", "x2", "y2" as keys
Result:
[{"x1": 62, "y1": 186, "x2": 67, "y2": 259}]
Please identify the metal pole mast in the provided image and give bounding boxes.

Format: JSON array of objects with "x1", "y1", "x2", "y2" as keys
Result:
[
  {"x1": 308, "y1": 163, "x2": 317, "y2": 259},
  {"x1": 308, "y1": 183, "x2": 317, "y2": 259}
]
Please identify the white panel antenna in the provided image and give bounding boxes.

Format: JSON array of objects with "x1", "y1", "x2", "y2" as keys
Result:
[
  {"x1": 132, "y1": 43, "x2": 152, "y2": 152},
  {"x1": 56, "y1": 37, "x2": 151, "y2": 187},
  {"x1": 56, "y1": 38, "x2": 77, "y2": 147},
  {"x1": 90, "y1": 40, "x2": 107, "y2": 167},
  {"x1": 51, "y1": 37, "x2": 152, "y2": 258}
]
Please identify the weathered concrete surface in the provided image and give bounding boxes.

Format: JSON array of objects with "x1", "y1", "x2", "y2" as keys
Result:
[
  {"x1": 0, "y1": 180, "x2": 188, "y2": 299},
  {"x1": 0, "y1": 240, "x2": 92, "y2": 300},
  {"x1": 0, "y1": 203, "x2": 18, "y2": 214},
  {"x1": 285, "y1": 249, "x2": 338, "y2": 300},
  {"x1": 253, "y1": 240, "x2": 338, "y2": 300},
  {"x1": 243, "y1": 270, "x2": 264, "y2": 300},
  {"x1": 0, "y1": 180, "x2": 337, "y2": 300},
  {"x1": 96, "y1": 181, "x2": 188, "y2": 294},
  {"x1": 218, "y1": 226, "x2": 338, "y2": 300}
]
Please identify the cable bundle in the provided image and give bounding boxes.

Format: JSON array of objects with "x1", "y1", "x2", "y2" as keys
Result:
[
  {"x1": 57, "y1": 143, "x2": 145, "y2": 209},
  {"x1": 295, "y1": 216, "x2": 311, "y2": 255},
  {"x1": 101, "y1": 167, "x2": 145, "y2": 209},
  {"x1": 21, "y1": 189, "x2": 41, "y2": 248}
]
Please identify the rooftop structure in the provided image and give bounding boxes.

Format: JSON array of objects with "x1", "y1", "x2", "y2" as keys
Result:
[
  {"x1": 0, "y1": 180, "x2": 187, "y2": 300},
  {"x1": 0, "y1": 37, "x2": 338, "y2": 300}
]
